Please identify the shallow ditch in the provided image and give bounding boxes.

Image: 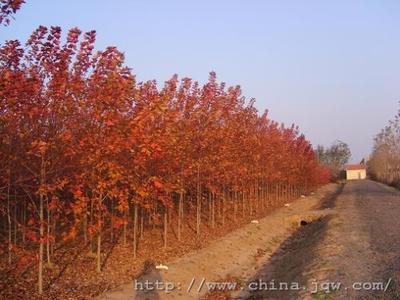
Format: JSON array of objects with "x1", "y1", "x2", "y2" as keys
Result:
[{"x1": 236, "y1": 216, "x2": 332, "y2": 300}]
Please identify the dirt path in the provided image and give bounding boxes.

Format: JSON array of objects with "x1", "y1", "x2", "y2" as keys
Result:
[
  {"x1": 99, "y1": 180, "x2": 400, "y2": 300},
  {"x1": 237, "y1": 180, "x2": 400, "y2": 300},
  {"x1": 98, "y1": 184, "x2": 339, "y2": 300}
]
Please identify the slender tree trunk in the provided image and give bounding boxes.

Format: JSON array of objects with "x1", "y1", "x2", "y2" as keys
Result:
[
  {"x1": 163, "y1": 206, "x2": 168, "y2": 249},
  {"x1": 264, "y1": 184, "x2": 267, "y2": 209},
  {"x1": 123, "y1": 208, "x2": 127, "y2": 245},
  {"x1": 7, "y1": 182, "x2": 11, "y2": 265},
  {"x1": 46, "y1": 196, "x2": 52, "y2": 267},
  {"x1": 177, "y1": 191, "x2": 183, "y2": 241},
  {"x1": 152, "y1": 205, "x2": 156, "y2": 230},
  {"x1": 211, "y1": 193, "x2": 215, "y2": 228},
  {"x1": 241, "y1": 191, "x2": 245, "y2": 217},
  {"x1": 216, "y1": 193, "x2": 221, "y2": 222},
  {"x1": 249, "y1": 188, "x2": 253, "y2": 216},
  {"x1": 255, "y1": 184, "x2": 258, "y2": 214},
  {"x1": 83, "y1": 204, "x2": 88, "y2": 245},
  {"x1": 133, "y1": 203, "x2": 138, "y2": 258},
  {"x1": 167, "y1": 201, "x2": 172, "y2": 226},
  {"x1": 51, "y1": 211, "x2": 55, "y2": 257},
  {"x1": 39, "y1": 193, "x2": 44, "y2": 294},
  {"x1": 97, "y1": 195, "x2": 102, "y2": 273},
  {"x1": 221, "y1": 188, "x2": 226, "y2": 225},
  {"x1": 196, "y1": 165, "x2": 201, "y2": 236},
  {"x1": 140, "y1": 207, "x2": 144, "y2": 239},
  {"x1": 97, "y1": 226, "x2": 101, "y2": 273},
  {"x1": 13, "y1": 204, "x2": 17, "y2": 245},
  {"x1": 285, "y1": 183, "x2": 288, "y2": 202},
  {"x1": 110, "y1": 199, "x2": 114, "y2": 243},
  {"x1": 22, "y1": 201, "x2": 26, "y2": 245},
  {"x1": 90, "y1": 198, "x2": 94, "y2": 252},
  {"x1": 96, "y1": 192, "x2": 104, "y2": 273},
  {"x1": 233, "y1": 191, "x2": 238, "y2": 221},
  {"x1": 38, "y1": 154, "x2": 45, "y2": 294},
  {"x1": 208, "y1": 192, "x2": 212, "y2": 222}
]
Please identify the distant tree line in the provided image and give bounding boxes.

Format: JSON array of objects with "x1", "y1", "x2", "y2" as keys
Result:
[
  {"x1": 315, "y1": 140, "x2": 351, "y2": 180},
  {"x1": 369, "y1": 105, "x2": 400, "y2": 188}
]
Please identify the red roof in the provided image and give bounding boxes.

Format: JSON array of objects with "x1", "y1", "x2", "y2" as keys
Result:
[{"x1": 346, "y1": 164, "x2": 366, "y2": 171}]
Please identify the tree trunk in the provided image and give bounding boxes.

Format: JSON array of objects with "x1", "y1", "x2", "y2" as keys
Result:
[
  {"x1": 7, "y1": 183, "x2": 11, "y2": 265},
  {"x1": 196, "y1": 165, "x2": 201, "y2": 236},
  {"x1": 163, "y1": 207, "x2": 168, "y2": 249},
  {"x1": 90, "y1": 198, "x2": 94, "y2": 252},
  {"x1": 96, "y1": 193, "x2": 103, "y2": 273},
  {"x1": 97, "y1": 227, "x2": 101, "y2": 273},
  {"x1": 110, "y1": 199, "x2": 114, "y2": 243},
  {"x1": 221, "y1": 189, "x2": 226, "y2": 225},
  {"x1": 233, "y1": 191, "x2": 238, "y2": 221},
  {"x1": 13, "y1": 204, "x2": 17, "y2": 245},
  {"x1": 51, "y1": 211, "x2": 55, "y2": 257},
  {"x1": 22, "y1": 201, "x2": 26, "y2": 245},
  {"x1": 211, "y1": 193, "x2": 215, "y2": 228},
  {"x1": 177, "y1": 191, "x2": 183, "y2": 241},
  {"x1": 249, "y1": 188, "x2": 253, "y2": 216},
  {"x1": 39, "y1": 193, "x2": 44, "y2": 294},
  {"x1": 46, "y1": 196, "x2": 52, "y2": 267},
  {"x1": 216, "y1": 194, "x2": 220, "y2": 222},
  {"x1": 133, "y1": 203, "x2": 138, "y2": 258},
  {"x1": 83, "y1": 204, "x2": 87, "y2": 245},
  {"x1": 241, "y1": 192, "x2": 245, "y2": 217},
  {"x1": 123, "y1": 208, "x2": 127, "y2": 245},
  {"x1": 38, "y1": 155, "x2": 45, "y2": 294},
  {"x1": 140, "y1": 207, "x2": 144, "y2": 239}
]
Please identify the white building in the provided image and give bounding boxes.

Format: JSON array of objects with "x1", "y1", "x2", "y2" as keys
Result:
[{"x1": 346, "y1": 164, "x2": 367, "y2": 180}]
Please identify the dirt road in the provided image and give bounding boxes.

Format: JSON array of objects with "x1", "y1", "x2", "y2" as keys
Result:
[
  {"x1": 99, "y1": 180, "x2": 400, "y2": 300},
  {"x1": 238, "y1": 180, "x2": 400, "y2": 300}
]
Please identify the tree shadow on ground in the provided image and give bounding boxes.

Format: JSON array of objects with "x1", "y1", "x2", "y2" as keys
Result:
[
  {"x1": 133, "y1": 260, "x2": 162, "y2": 300},
  {"x1": 316, "y1": 182, "x2": 345, "y2": 209},
  {"x1": 236, "y1": 216, "x2": 331, "y2": 300}
]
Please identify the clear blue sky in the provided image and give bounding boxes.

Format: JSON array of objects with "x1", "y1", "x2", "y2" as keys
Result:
[{"x1": 2, "y1": 0, "x2": 400, "y2": 162}]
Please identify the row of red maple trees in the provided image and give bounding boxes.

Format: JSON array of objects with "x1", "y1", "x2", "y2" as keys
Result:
[{"x1": 0, "y1": 2, "x2": 330, "y2": 295}]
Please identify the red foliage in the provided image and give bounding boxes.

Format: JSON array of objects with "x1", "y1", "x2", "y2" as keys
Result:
[
  {"x1": 0, "y1": 0, "x2": 25, "y2": 26},
  {"x1": 0, "y1": 22, "x2": 330, "y2": 296}
]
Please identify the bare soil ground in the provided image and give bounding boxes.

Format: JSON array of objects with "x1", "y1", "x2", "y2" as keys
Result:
[
  {"x1": 100, "y1": 180, "x2": 400, "y2": 300},
  {"x1": 99, "y1": 183, "x2": 339, "y2": 300}
]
